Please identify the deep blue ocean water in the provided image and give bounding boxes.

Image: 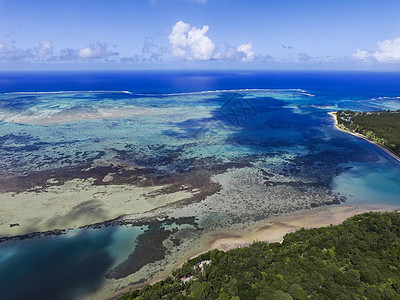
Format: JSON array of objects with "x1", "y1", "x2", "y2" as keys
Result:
[
  {"x1": 0, "y1": 71, "x2": 400, "y2": 300},
  {"x1": 1, "y1": 71, "x2": 400, "y2": 96}
]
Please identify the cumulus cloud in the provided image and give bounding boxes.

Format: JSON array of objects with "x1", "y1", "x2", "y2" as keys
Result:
[
  {"x1": 169, "y1": 21, "x2": 220, "y2": 61},
  {"x1": 168, "y1": 21, "x2": 258, "y2": 62},
  {"x1": 372, "y1": 38, "x2": 400, "y2": 62},
  {"x1": 354, "y1": 37, "x2": 400, "y2": 63},
  {"x1": 236, "y1": 43, "x2": 255, "y2": 62},
  {"x1": 188, "y1": 25, "x2": 220, "y2": 60},
  {"x1": 225, "y1": 43, "x2": 255, "y2": 62},
  {"x1": 169, "y1": 21, "x2": 191, "y2": 58}
]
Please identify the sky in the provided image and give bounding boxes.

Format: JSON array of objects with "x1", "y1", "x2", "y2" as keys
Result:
[{"x1": 0, "y1": 0, "x2": 400, "y2": 70}]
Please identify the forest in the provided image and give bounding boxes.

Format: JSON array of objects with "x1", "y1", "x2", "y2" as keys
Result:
[
  {"x1": 336, "y1": 110, "x2": 400, "y2": 157},
  {"x1": 119, "y1": 211, "x2": 400, "y2": 299}
]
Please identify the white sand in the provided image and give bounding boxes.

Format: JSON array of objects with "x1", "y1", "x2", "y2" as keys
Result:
[
  {"x1": 105, "y1": 203, "x2": 400, "y2": 300},
  {"x1": 328, "y1": 112, "x2": 400, "y2": 163}
]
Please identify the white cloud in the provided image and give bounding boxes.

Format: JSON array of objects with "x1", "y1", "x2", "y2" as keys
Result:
[
  {"x1": 169, "y1": 21, "x2": 191, "y2": 58},
  {"x1": 353, "y1": 49, "x2": 370, "y2": 61},
  {"x1": 225, "y1": 43, "x2": 255, "y2": 62},
  {"x1": 0, "y1": 40, "x2": 119, "y2": 63},
  {"x1": 59, "y1": 42, "x2": 118, "y2": 61},
  {"x1": 36, "y1": 41, "x2": 53, "y2": 58},
  {"x1": 0, "y1": 41, "x2": 53, "y2": 62},
  {"x1": 78, "y1": 47, "x2": 94, "y2": 59},
  {"x1": 78, "y1": 42, "x2": 117, "y2": 59},
  {"x1": 373, "y1": 37, "x2": 400, "y2": 62},
  {"x1": 169, "y1": 21, "x2": 220, "y2": 61},
  {"x1": 354, "y1": 37, "x2": 400, "y2": 63},
  {"x1": 168, "y1": 21, "x2": 257, "y2": 62},
  {"x1": 236, "y1": 43, "x2": 255, "y2": 62},
  {"x1": 187, "y1": 25, "x2": 219, "y2": 60}
]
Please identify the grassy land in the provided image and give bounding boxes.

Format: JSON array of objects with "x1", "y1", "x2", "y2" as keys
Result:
[
  {"x1": 119, "y1": 211, "x2": 400, "y2": 299},
  {"x1": 335, "y1": 110, "x2": 400, "y2": 158}
]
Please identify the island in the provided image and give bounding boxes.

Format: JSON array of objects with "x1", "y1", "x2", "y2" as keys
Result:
[
  {"x1": 329, "y1": 110, "x2": 400, "y2": 161},
  {"x1": 119, "y1": 211, "x2": 400, "y2": 299}
]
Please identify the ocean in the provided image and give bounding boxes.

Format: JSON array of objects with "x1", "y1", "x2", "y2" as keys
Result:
[{"x1": 0, "y1": 71, "x2": 400, "y2": 300}]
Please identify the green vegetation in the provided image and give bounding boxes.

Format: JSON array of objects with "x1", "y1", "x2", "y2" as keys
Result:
[
  {"x1": 336, "y1": 110, "x2": 400, "y2": 157},
  {"x1": 119, "y1": 212, "x2": 400, "y2": 299}
]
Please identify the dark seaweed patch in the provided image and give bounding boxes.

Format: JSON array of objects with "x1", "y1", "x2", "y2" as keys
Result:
[
  {"x1": 105, "y1": 217, "x2": 197, "y2": 279},
  {"x1": 105, "y1": 228, "x2": 172, "y2": 279}
]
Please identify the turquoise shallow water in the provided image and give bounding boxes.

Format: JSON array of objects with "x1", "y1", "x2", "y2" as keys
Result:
[
  {"x1": 333, "y1": 161, "x2": 400, "y2": 205},
  {"x1": 0, "y1": 72, "x2": 400, "y2": 299}
]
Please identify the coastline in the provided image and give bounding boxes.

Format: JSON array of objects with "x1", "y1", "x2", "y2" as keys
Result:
[
  {"x1": 112, "y1": 203, "x2": 399, "y2": 299},
  {"x1": 201, "y1": 204, "x2": 399, "y2": 251},
  {"x1": 328, "y1": 112, "x2": 400, "y2": 163}
]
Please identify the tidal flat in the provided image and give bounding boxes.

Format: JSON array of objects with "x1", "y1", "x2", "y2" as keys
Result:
[{"x1": 1, "y1": 84, "x2": 400, "y2": 299}]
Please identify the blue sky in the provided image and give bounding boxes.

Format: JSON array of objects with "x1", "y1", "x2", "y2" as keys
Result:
[{"x1": 0, "y1": 0, "x2": 400, "y2": 70}]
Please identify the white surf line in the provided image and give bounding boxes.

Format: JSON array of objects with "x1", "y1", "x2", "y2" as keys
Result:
[
  {"x1": 2, "y1": 88, "x2": 313, "y2": 97},
  {"x1": 135, "y1": 88, "x2": 314, "y2": 97}
]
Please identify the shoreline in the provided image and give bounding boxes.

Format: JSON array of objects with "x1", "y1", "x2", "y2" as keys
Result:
[
  {"x1": 328, "y1": 112, "x2": 400, "y2": 163},
  {"x1": 113, "y1": 203, "x2": 399, "y2": 299},
  {"x1": 201, "y1": 203, "x2": 399, "y2": 251}
]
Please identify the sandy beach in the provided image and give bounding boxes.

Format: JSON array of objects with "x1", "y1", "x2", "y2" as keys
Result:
[
  {"x1": 203, "y1": 204, "x2": 399, "y2": 251},
  {"x1": 328, "y1": 112, "x2": 400, "y2": 163},
  {"x1": 108, "y1": 203, "x2": 399, "y2": 300},
  {"x1": 61, "y1": 112, "x2": 400, "y2": 299}
]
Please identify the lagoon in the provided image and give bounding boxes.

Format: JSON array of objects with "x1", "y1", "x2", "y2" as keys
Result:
[{"x1": 0, "y1": 71, "x2": 400, "y2": 299}]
